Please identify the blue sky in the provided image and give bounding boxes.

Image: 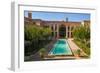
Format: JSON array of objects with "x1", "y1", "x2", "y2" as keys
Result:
[{"x1": 24, "y1": 11, "x2": 90, "y2": 22}]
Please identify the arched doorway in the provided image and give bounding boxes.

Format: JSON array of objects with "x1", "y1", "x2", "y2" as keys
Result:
[{"x1": 59, "y1": 24, "x2": 66, "y2": 38}]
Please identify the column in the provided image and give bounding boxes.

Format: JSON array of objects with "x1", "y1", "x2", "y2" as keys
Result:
[
  {"x1": 66, "y1": 26, "x2": 68, "y2": 38},
  {"x1": 53, "y1": 24, "x2": 55, "y2": 39},
  {"x1": 69, "y1": 26, "x2": 71, "y2": 38},
  {"x1": 57, "y1": 24, "x2": 59, "y2": 39}
]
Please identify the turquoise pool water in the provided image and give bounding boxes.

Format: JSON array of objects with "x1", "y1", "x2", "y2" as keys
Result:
[{"x1": 49, "y1": 39, "x2": 72, "y2": 55}]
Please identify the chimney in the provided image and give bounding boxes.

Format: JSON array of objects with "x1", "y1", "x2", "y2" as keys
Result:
[
  {"x1": 66, "y1": 17, "x2": 68, "y2": 22},
  {"x1": 28, "y1": 12, "x2": 32, "y2": 19}
]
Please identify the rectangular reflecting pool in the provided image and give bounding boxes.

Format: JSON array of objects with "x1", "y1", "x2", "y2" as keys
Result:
[{"x1": 49, "y1": 39, "x2": 73, "y2": 56}]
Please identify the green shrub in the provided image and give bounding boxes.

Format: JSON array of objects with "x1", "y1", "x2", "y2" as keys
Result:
[
  {"x1": 24, "y1": 23, "x2": 52, "y2": 56},
  {"x1": 39, "y1": 48, "x2": 46, "y2": 58}
]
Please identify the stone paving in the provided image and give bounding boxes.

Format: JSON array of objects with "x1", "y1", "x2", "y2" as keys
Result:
[{"x1": 67, "y1": 38, "x2": 88, "y2": 58}]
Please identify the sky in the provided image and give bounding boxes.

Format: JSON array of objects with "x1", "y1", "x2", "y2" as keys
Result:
[{"x1": 24, "y1": 11, "x2": 90, "y2": 22}]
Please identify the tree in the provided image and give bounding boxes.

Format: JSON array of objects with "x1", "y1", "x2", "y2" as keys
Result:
[
  {"x1": 73, "y1": 25, "x2": 90, "y2": 56},
  {"x1": 73, "y1": 25, "x2": 90, "y2": 46},
  {"x1": 25, "y1": 24, "x2": 52, "y2": 41},
  {"x1": 24, "y1": 23, "x2": 52, "y2": 55}
]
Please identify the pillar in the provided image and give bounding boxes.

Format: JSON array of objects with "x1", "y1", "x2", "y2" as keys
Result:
[
  {"x1": 66, "y1": 26, "x2": 68, "y2": 38},
  {"x1": 57, "y1": 24, "x2": 59, "y2": 39},
  {"x1": 69, "y1": 26, "x2": 72, "y2": 38},
  {"x1": 53, "y1": 24, "x2": 55, "y2": 38}
]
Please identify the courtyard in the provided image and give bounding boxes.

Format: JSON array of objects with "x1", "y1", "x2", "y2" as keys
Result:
[{"x1": 24, "y1": 11, "x2": 90, "y2": 61}]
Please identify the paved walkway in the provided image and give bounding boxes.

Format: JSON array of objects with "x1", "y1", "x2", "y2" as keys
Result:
[{"x1": 67, "y1": 39, "x2": 88, "y2": 58}]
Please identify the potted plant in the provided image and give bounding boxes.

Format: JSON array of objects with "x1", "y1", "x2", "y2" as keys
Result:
[
  {"x1": 39, "y1": 48, "x2": 46, "y2": 59},
  {"x1": 76, "y1": 49, "x2": 81, "y2": 57}
]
